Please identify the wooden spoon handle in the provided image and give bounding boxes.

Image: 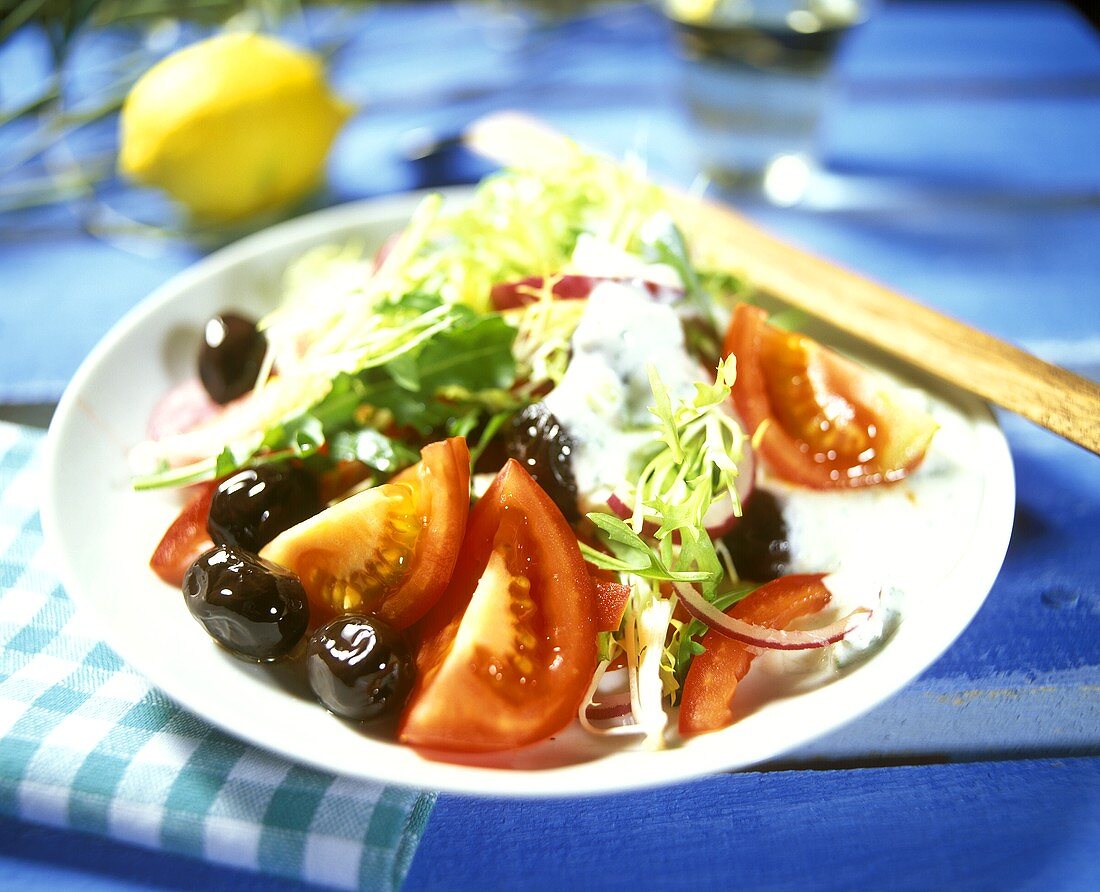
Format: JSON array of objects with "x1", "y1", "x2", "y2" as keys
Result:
[{"x1": 465, "y1": 111, "x2": 1100, "y2": 455}]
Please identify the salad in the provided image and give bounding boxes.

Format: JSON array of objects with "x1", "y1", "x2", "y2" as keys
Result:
[{"x1": 133, "y1": 146, "x2": 939, "y2": 758}]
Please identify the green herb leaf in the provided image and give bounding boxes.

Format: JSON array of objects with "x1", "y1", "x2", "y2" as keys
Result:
[
  {"x1": 467, "y1": 410, "x2": 514, "y2": 469},
  {"x1": 214, "y1": 438, "x2": 260, "y2": 477},
  {"x1": 597, "y1": 630, "x2": 618, "y2": 663},
  {"x1": 356, "y1": 311, "x2": 518, "y2": 431},
  {"x1": 581, "y1": 513, "x2": 711, "y2": 583},
  {"x1": 641, "y1": 214, "x2": 712, "y2": 324},
  {"x1": 328, "y1": 429, "x2": 418, "y2": 473},
  {"x1": 262, "y1": 413, "x2": 326, "y2": 457},
  {"x1": 386, "y1": 351, "x2": 421, "y2": 391},
  {"x1": 579, "y1": 542, "x2": 654, "y2": 575}
]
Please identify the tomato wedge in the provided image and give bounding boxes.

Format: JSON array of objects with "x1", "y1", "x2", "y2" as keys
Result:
[
  {"x1": 261, "y1": 437, "x2": 470, "y2": 630},
  {"x1": 723, "y1": 303, "x2": 937, "y2": 488},
  {"x1": 399, "y1": 459, "x2": 598, "y2": 753},
  {"x1": 593, "y1": 579, "x2": 631, "y2": 633},
  {"x1": 679, "y1": 574, "x2": 830, "y2": 736},
  {"x1": 150, "y1": 481, "x2": 217, "y2": 586}
]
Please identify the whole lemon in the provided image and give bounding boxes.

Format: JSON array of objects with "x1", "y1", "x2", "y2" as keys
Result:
[{"x1": 119, "y1": 32, "x2": 351, "y2": 223}]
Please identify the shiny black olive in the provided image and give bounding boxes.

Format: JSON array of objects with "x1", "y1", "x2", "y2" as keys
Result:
[
  {"x1": 183, "y1": 545, "x2": 309, "y2": 661},
  {"x1": 721, "y1": 489, "x2": 791, "y2": 582},
  {"x1": 307, "y1": 615, "x2": 414, "y2": 722},
  {"x1": 504, "y1": 402, "x2": 579, "y2": 521},
  {"x1": 199, "y1": 312, "x2": 267, "y2": 405},
  {"x1": 207, "y1": 464, "x2": 321, "y2": 552}
]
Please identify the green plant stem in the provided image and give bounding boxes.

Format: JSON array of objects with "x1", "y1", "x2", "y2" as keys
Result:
[
  {"x1": 0, "y1": 156, "x2": 114, "y2": 212},
  {"x1": 0, "y1": 78, "x2": 61, "y2": 127},
  {"x1": 0, "y1": 0, "x2": 49, "y2": 42}
]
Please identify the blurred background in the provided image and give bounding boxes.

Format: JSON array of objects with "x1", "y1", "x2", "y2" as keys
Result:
[
  {"x1": 0, "y1": 0, "x2": 1097, "y2": 399},
  {"x1": 3, "y1": 1, "x2": 1096, "y2": 223}
]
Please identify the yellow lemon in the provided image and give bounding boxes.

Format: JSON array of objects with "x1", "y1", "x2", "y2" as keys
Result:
[{"x1": 119, "y1": 32, "x2": 351, "y2": 222}]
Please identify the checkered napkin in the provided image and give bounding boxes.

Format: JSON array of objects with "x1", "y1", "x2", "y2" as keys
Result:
[{"x1": 0, "y1": 422, "x2": 435, "y2": 890}]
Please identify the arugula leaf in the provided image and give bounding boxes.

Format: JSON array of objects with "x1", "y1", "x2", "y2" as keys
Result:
[
  {"x1": 328, "y1": 429, "x2": 418, "y2": 473},
  {"x1": 580, "y1": 513, "x2": 710, "y2": 583},
  {"x1": 589, "y1": 513, "x2": 652, "y2": 554},
  {"x1": 641, "y1": 213, "x2": 713, "y2": 325},
  {"x1": 673, "y1": 523, "x2": 724, "y2": 600},
  {"x1": 358, "y1": 311, "x2": 518, "y2": 431},
  {"x1": 386, "y1": 351, "x2": 421, "y2": 391},
  {"x1": 261, "y1": 413, "x2": 325, "y2": 458},
  {"x1": 446, "y1": 409, "x2": 481, "y2": 441},
  {"x1": 467, "y1": 410, "x2": 514, "y2": 469},
  {"x1": 303, "y1": 372, "x2": 358, "y2": 421},
  {"x1": 214, "y1": 437, "x2": 261, "y2": 477},
  {"x1": 132, "y1": 458, "x2": 218, "y2": 491}
]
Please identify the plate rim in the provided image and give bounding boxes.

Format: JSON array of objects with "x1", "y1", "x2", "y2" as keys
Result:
[{"x1": 40, "y1": 191, "x2": 1016, "y2": 798}]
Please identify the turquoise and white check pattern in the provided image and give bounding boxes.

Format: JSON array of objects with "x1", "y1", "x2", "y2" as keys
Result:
[{"x1": 0, "y1": 422, "x2": 435, "y2": 890}]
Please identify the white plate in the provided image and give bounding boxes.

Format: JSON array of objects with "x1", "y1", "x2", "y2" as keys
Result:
[{"x1": 42, "y1": 190, "x2": 1015, "y2": 797}]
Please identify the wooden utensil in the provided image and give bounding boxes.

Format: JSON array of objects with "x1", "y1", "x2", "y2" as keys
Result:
[{"x1": 465, "y1": 112, "x2": 1100, "y2": 456}]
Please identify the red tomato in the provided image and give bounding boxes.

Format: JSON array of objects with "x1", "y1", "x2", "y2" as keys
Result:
[
  {"x1": 723, "y1": 303, "x2": 937, "y2": 488},
  {"x1": 490, "y1": 275, "x2": 680, "y2": 311},
  {"x1": 593, "y1": 580, "x2": 631, "y2": 633},
  {"x1": 317, "y1": 459, "x2": 374, "y2": 504},
  {"x1": 261, "y1": 437, "x2": 470, "y2": 630},
  {"x1": 679, "y1": 574, "x2": 830, "y2": 736},
  {"x1": 399, "y1": 460, "x2": 598, "y2": 753},
  {"x1": 150, "y1": 481, "x2": 217, "y2": 586}
]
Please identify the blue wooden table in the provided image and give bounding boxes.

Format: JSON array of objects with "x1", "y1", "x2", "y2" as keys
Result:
[{"x1": 1, "y1": 2, "x2": 1099, "y2": 889}]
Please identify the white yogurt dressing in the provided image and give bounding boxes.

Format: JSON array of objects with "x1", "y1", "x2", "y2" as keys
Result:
[
  {"x1": 542, "y1": 282, "x2": 708, "y2": 510},
  {"x1": 753, "y1": 390, "x2": 980, "y2": 676},
  {"x1": 567, "y1": 234, "x2": 682, "y2": 288}
]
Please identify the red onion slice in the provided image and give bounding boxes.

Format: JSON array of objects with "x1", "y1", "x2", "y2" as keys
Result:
[
  {"x1": 606, "y1": 492, "x2": 634, "y2": 522},
  {"x1": 491, "y1": 275, "x2": 683, "y2": 311},
  {"x1": 702, "y1": 495, "x2": 739, "y2": 538},
  {"x1": 672, "y1": 580, "x2": 875, "y2": 651},
  {"x1": 146, "y1": 378, "x2": 222, "y2": 441},
  {"x1": 585, "y1": 698, "x2": 635, "y2": 721}
]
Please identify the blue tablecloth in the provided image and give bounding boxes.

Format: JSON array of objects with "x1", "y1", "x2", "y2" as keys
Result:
[{"x1": 1, "y1": 2, "x2": 1099, "y2": 889}]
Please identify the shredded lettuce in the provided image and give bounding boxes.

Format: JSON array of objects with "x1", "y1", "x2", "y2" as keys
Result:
[
  {"x1": 581, "y1": 359, "x2": 752, "y2": 710},
  {"x1": 509, "y1": 293, "x2": 588, "y2": 393},
  {"x1": 400, "y1": 149, "x2": 670, "y2": 311},
  {"x1": 132, "y1": 147, "x2": 691, "y2": 491},
  {"x1": 633, "y1": 357, "x2": 747, "y2": 545}
]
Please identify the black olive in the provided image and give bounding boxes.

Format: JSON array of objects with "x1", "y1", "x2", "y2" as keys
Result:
[
  {"x1": 504, "y1": 403, "x2": 579, "y2": 521},
  {"x1": 721, "y1": 489, "x2": 791, "y2": 582},
  {"x1": 307, "y1": 615, "x2": 414, "y2": 722},
  {"x1": 199, "y1": 312, "x2": 267, "y2": 405},
  {"x1": 183, "y1": 545, "x2": 309, "y2": 661},
  {"x1": 207, "y1": 464, "x2": 321, "y2": 552}
]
